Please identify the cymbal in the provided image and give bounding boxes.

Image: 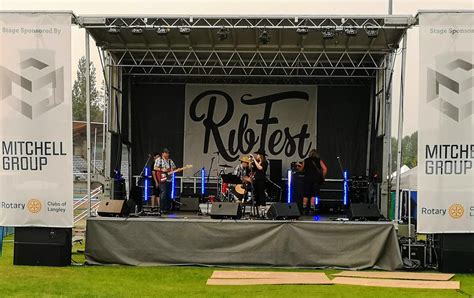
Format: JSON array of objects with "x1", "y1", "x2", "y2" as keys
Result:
[{"x1": 219, "y1": 164, "x2": 232, "y2": 168}]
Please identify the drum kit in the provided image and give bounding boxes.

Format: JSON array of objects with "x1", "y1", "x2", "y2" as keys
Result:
[{"x1": 217, "y1": 164, "x2": 250, "y2": 203}]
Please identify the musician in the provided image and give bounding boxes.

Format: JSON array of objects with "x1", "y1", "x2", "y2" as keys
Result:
[
  {"x1": 233, "y1": 156, "x2": 252, "y2": 183},
  {"x1": 250, "y1": 149, "x2": 268, "y2": 216},
  {"x1": 154, "y1": 148, "x2": 176, "y2": 213},
  {"x1": 151, "y1": 152, "x2": 161, "y2": 209},
  {"x1": 301, "y1": 149, "x2": 327, "y2": 214}
]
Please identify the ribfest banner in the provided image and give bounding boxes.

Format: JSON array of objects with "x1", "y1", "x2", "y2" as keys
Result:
[
  {"x1": 418, "y1": 12, "x2": 474, "y2": 233},
  {"x1": 184, "y1": 84, "x2": 317, "y2": 174},
  {"x1": 0, "y1": 13, "x2": 73, "y2": 227}
]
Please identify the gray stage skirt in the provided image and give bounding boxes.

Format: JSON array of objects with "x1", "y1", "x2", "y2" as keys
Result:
[{"x1": 85, "y1": 217, "x2": 403, "y2": 270}]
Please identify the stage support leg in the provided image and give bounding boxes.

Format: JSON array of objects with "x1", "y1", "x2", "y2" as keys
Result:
[
  {"x1": 85, "y1": 30, "x2": 92, "y2": 216},
  {"x1": 394, "y1": 32, "x2": 408, "y2": 224}
]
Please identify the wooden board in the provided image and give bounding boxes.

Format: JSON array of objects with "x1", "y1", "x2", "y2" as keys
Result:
[
  {"x1": 332, "y1": 277, "x2": 460, "y2": 290},
  {"x1": 211, "y1": 270, "x2": 330, "y2": 280},
  {"x1": 207, "y1": 277, "x2": 333, "y2": 286},
  {"x1": 333, "y1": 271, "x2": 454, "y2": 281}
]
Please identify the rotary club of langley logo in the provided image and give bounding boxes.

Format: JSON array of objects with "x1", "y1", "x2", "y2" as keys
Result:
[
  {"x1": 448, "y1": 203, "x2": 464, "y2": 219},
  {"x1": 27, "y1": 199, "x2": 42, "y2": 214}
]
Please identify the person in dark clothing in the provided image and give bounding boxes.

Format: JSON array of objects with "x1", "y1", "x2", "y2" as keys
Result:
[
  {"x1": 302, "y1": 149, "x2": 328, "y2": 214},
  {"x1": 250, "y1": 149, "x2": 268, "y2": 216}
]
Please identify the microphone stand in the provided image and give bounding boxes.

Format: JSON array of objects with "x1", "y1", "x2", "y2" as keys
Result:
[
  {"x1": 137, "y1": 154, "x2": 152, "y2": 186},
  {"x1": 266, "y1": 178, "x2": 283, "y2": 202}
]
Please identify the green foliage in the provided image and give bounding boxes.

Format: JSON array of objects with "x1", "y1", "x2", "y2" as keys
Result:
[
  {"x1": 392, "y1": 131, "x2": 418, "y2": 170},
  {"x1": 72, "y1": 56, "x2": 104, "y2": 122}
]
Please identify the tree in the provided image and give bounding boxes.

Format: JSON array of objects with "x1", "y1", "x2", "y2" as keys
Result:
[
  {"x1": 391, "y1": 131, "x2": 418, "y2": 171},
  {"x1": 72, "y1": 56, "x2": 104, "y2": 122}
]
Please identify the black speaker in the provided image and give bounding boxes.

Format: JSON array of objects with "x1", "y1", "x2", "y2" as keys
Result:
[
  {"x1": 179, "y1": 197, "x2": 200, "y2": 211},
  {"x1": 210, "y1": 202, "x2": 242, "y2": 219},
  {"x1": 438, "y1": 234, "x2": 474, "y2": 273},
  {"x1": 97, "y1": 200, "x2": 126, "y2": 217},
  {"x1": 348, "y1": 203, "x2": 381, "y2": 221},
  {"x1": 267, "y1": 202, "x2": 300, "y2": 220},
  {"x1": 14, "y1": 227, "x2": 72, "y2": 266}
]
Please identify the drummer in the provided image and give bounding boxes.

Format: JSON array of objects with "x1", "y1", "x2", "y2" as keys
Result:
[{"x1": 233, "y1": 155, "x2": 252, "y2": 184}]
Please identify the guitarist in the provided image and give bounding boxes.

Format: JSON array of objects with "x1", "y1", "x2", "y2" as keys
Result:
[{"x1": 154, "y1": 148, "x2": 176, "y2": 213}]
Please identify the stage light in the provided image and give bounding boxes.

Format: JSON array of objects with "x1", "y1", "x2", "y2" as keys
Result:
[
  {"x1": 287, "y1": 169, "x2": 292, "y2": 203},
  {"x1": 107, "y1": 27, "x2": 120, "y2": 34},
  {"x1": 258, "y1": 30, "x2": 271, "y2": 44},
  {"x1": 201, "y1": 167, "x2": 205, "y2": 196},
  {"x1": 216, "y1": 27, "x2": 229, "y2": 41},
  {"x1": 171, "y1": 172, "x2": 176, "y2": 199},
  {"x1": 365, "y1": 26, "x2": 379, "y2": 38},
  {"x1": 344, "y1": 26, "x2": 358, "y2": 36},
  {"x1": 343, "y1": 170, "x2": 349, "y2": 205},
  {"x1": 157, "y1": 27, "x2": 169, "y2": 35},
  {"x1": 296, "y1": 27, "x2": 309, "y2": 35},
  {"x1": 179, "y1": 27, "x2": 191, "y2": 35},
  {"x1": 144, "y1": 166, "x2": 150, "y2": 202},
  {"x1": 321, "y1": 28, "x2": 336, "y2": 39},
  {"x1": 315, "y1": 196, "x2": 319, "y2": 206},
  {"x1": 131, "y1": 27, "x2": 143, "y2": 34}
]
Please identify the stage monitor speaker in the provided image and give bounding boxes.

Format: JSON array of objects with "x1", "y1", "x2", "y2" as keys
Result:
[
  {"x1": 180, "y1": 197, "x2": 200, "y2": 211},
  {"x1": 97, "y1": 200, "x2": 125, "y2": 217},
  {"x1": 267, "y1": 202, "x2": 300, "y2": 220},
  {"x1": 348, "y1": 203, "x2": 381, "y2": 221},
  {"x1": 438, "y1": 234, "x2": 474, "y2": 273},
  {"x1": 210, "y1": 202, "x2": 242, "y2": 219},
  {"x1": 14, "y1": 227, "x2": 72, "y2": 266}
]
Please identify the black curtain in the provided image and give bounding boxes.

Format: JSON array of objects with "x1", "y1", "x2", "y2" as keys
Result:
[
  {"x1": 317, "y1": 85, "x2": 371, "y2": 179},
  {"x1": 130, "y1": 83, "x2": 185, "y2": 176}
]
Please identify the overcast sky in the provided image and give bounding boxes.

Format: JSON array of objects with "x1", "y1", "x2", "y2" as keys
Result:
[{"x1": 2, "y1": 0, "x2": 473, "y2": 137}]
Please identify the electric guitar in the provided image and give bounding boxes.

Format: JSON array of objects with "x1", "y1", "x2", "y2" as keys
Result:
[{"x1": 157, "y1": 165, "x2": 193, "y2": 183}]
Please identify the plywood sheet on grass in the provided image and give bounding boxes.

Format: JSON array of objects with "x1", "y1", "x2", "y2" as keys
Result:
[
  {"x1": 211, "y1": 270, "x2": 330, "y2": 280},
  {"x1": 332, "y1": 277, "x2": 460, "y2": 290},
  {"x1": 207, "y1": 277, "x2": 333, "y2": 286},
  {"x1": 333, "y1": 271, "x2": 454, "y2": 281}
]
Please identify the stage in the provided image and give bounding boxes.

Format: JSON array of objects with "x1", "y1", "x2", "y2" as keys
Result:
[{"x1": 85, "y1": 216, "x2": 403, "y2": 270}]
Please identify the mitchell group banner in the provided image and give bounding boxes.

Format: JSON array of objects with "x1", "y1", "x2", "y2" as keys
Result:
[
  {"x1": 184, "y1": 84, "x2": 317, "y2": 175},
  {"x1": 418, "y1": 12, "x2": 474, "y2": 233},
  {"x1": 0, "y1": 13, "x2": 73, "y2": 227}
]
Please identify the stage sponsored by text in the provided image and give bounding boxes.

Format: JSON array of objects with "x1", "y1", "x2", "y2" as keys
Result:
[
  {"x1": 0, "y1": 13, "x2": 73, "y2": 227},
  {"x1": 184, "y1": 84, "x2": 317, "y2": 175},
  {"x1": 418, "y1": 12, "x2": 474, "y2": 233}
]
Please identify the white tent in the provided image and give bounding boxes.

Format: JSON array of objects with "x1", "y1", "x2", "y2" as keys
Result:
[{"x1": 400, "y1": 166, "x2": 417, "y2": 190}]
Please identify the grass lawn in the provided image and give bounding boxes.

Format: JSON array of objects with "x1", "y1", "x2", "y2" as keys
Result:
[{"x1": 0, "y1": 236, "x2": 473, "y2": 297}]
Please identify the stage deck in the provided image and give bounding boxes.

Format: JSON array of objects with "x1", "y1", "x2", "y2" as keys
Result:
[{"x1": 85, "y1": 216, "x2": 403, "y2": 270}]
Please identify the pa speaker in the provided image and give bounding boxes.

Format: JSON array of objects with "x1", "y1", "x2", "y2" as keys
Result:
[
  {"x1": 97, "y1": 200, "x2": 125, "y2": 217},
  {"x1": 438, "y1": 234, "x2": 474, "y2": 273},
  {"x1": 267, "y1": 202, "x2": 300, "y2": 220},
  {"x1": 180, "y1": 197, "x2": 200, "y2": 211},
  {"x1": 348, "y1": 203, "x2": 381, "y2": 221},
  {"x1": 14, "y1": 227, "x2": 72, "y2": 266},
  {"x1": 210, "y1": 202, "x2": 242, "y2": 219}
]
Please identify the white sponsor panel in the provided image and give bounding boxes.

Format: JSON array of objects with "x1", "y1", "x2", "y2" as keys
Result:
[
  {"x1": 0, "y1": 13, "x2": 73, "y2": 227},
  {"x1": 418, "y1": 12, "x2": 474, "y2": 233},
  {"x1": 184, "y1": 84, "x2": 317, "y2": 175}
]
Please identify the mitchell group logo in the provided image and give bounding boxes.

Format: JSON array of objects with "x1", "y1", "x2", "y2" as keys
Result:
[
  {"x1": 426, "y1": 52, "x2": 473, "y2": 122},
  {"x1": 0, "y1": 50, "x2": 65, "y2": 119},
  {"x1": 27, "y1": 198, "x2": 42, "y2": 214},
  {"x1": 448, "y1": 203, "x2": 464, "y2": 219}
]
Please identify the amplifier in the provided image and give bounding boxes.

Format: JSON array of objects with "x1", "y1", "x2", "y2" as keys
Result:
[
  {"x1": 14, "y1": 227, "x2": 72, "y2": 266},
  {"x1": 438, "y1": 234, "x2": 474, "y2": 273}
]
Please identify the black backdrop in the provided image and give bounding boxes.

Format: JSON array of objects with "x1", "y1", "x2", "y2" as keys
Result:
[
  {"x1": 317, "y1": 85, "x2": 371, "y2": 179},
  {"x1": 129, "y1": 82, "x2": 372, "y2": 179},
  {"x1": 130, "y1": 83, "x2": 185, "y2": 174}
]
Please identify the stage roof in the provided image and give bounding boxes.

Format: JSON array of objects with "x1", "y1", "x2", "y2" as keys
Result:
[{"x1": 77, "y1": 15, "x2": 415, "y2": 78}]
